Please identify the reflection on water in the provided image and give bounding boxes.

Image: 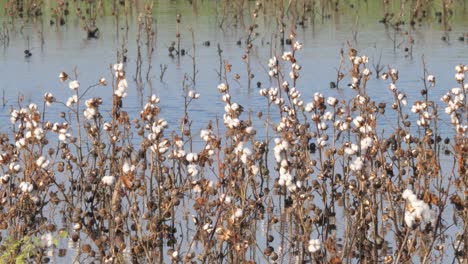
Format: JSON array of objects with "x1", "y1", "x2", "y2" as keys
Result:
[{"x1": 0, "y1": 1, "x2": 466, "y2": 129}]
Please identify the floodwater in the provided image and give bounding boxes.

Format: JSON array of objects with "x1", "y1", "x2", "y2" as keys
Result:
[
  {"x1": 0, "y1": 0, "x2": 467, "y2": 262},
  {"x1": 0, "y1": 1, "x2": 467, "y2": 132}
]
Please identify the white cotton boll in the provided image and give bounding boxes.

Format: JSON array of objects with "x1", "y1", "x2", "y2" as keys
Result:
[
  {"x1": 357, "y1": 95, "x2": 367, "y2": 105},
  {"x1": 313, "y1": 92, "x2": 323, "y2": 102},
  {"x1": 401, "y1": 189, "x2": 416, "y2": 200},
  {"x1": 296, "y1": 181, "x2": 302, "y2": 188},
  {"x1": 218, "y1": 83, "x2": 228, "y2": 93},
  {"x1": 34, "y1": 128, "x2": 44, "y2": 140},
  {"x1": 187, "y1": 164, "x2": 199, "y2": 177},
  {"x1": 242, "y1": 147, "x2": 252, "y2": 156},
  {"x1": 282, "y1": 172, "x2": 292, "y2": 183},
  {"x1": 41, "y1": 233, "x2": 54, "y2": 248},
  {"x1": 451, "y1": 87, "x2": 462, "y2": 95},
  {"x1": 404, "y1": 211, "x2": 416, "y2": 228},
  {"x1": 150, "y1": 95, "x2": 160, "y2": 104},
  {"x1": 344, "y1": 147, "x2": 355, "y2": 155},
  {"x1": 363, "y1": 68, "x2": 371, "y2": 76},
  {"x1": 269, "y1": 88, "x2": 278, "y2": 96},
  {"x1": 186, "y1": 153, "x2": 198, "y2": 163},
  {"x1": 397, "y1": 93, "x2": 406, "y2": 102},
  {"x1": 353, "y1": 116, "x2": 364, "y2": 128},
  {"x1": 268, "y1": 57, "x2": 277, "y2": 68},
  {"x1": 16, "y1": 138, "x2": 26, "y2": 149},
  {"x1": 427, "y1": 75, "x2": 435, "y2": 83},
  {"x1": 403, "y1": 189, "x2": 433, "y2": 227},
  {"x1": 279, "y1": 166, "x2": 288, "y2": 176},
  {"x1": 318, "y1": 122, "x2": 328, "y2": 131},
  {"x1": 340, "y1": 122, "x2": 349, "y2": 131},
  {"x1": 308, "y1": 239, "x2": 321, "y2": 253},
  {"x1": 281, "y1": 140, "x2": 289, "y2": 150},
  {"x1": 412, "y1": 200, "x2": 427, "y2": 216},
  {"x1": 114, "y1": 63, "x2": 123, "y2": 71},
  {"x1": 274, "y1": 151, "x2": 282, "y2": 163},
  {"x1": 278, "y1": 177, "x2": 286, "y2": 186},
  {"x1": 250, "y1": 165, "x2": 259, "y2": 175},
  {"x1": 103, "y1": 122, "x2": 112, "y2": 131},
  {"x1": 114, "y1": 88, "x2": 127, "y2": 98},
  {"x1": 224, "y1": 104, "x2": 231, "y2": 113},
  {"x1": 350, "y1": 157, "x2": 363, "y2": 171},
  {"x1": 158, "y1": 146, "x2": 168, "y2": 154},
  {"x1": 176, "y1": 149, "x2": 186, "y2": 158},
  {"x1": 231, "y1": 103, "x2": 239, "y2": 111},
  {"x1": 323, "y1": 111, "x2": 334, "y2": 121},
  {"x1": 69, "y1": 80, "x2": 80, "y2": 90},
  {"x1": 229, "y1": 118, "x2": 240, "y2": 128},
  {"x1": 19, "y1": 181, "x2": 33, "y2": 193},
  {"x1": 234, "y1": 208, "x2": 243, "y2": 218},
  {"x1": 222, "y1": 194, "x2": 232, "y2": 204},
  {"x1": 28, "y1": 103, "x2": 38, "y2": 112},
  {"x1": 292, "y1": 63, "x2": 301, "y2": 71},
  {"x1": 451, "y1": 113, "x2": 460, "y2": 124},
  {"x1": 9, "y1": 163, "x2": 21, "y2": 172},
  {"x1": 327, "y1": 97, "x2": 337, "y2": 106},
  {"x1": 36, "y1": 156, "x2": 50, "y2": 169},
  {"x1": 282, "y1": 51, "x2": 292, "y2": 61},
  {"x1": 240, "y1": 154, "x2": 248, "y2": 164},
  {"x1": 188, "y1": 90, "x2": 195, "y2": 98},
  {"x1": 73, "y1": 223, "x2": 82, "y2": 231},
  {"x1": 122, "y1": 162, "x2": 135, "y2": 174},
  {"x1": 353, "y1": 56, "x2": 362, "y2": 65},
  {"x1": 101, "y1": 175, "x2": 116, "y2": 186},
  {"x1": 58, "y1": 133, "x2": 68, "y2": 142},
  {"x1": 293, "y1": 41, "x2": 302, "y2": 50},
  {"x1": 360, "y1": 137, "x2": 373, "y2": 152},
  {"x1": 317, "y1": 137, "x2": 327, "y2": 147},
  {"x1": 445, "y1": 106, "x2": 454, "y2": 115},
  {"x1": 280, "y1": 159, "x2": 289, "y2": 168},
  {"x1": 200, "y1": 129, "x2": 211, "y2": 141},
  {"x1": 66, "y1": 96, "x2": 77, "y2": 107},
  {"x1": 0, "y1": 174, "x2": 10, "y2": 184},
  {"x1": 175, "y1": 140, "x2": 184, "y2": 149},
  {"x1": 83, "y1": 108, "x2": 96, "y2": 120},
  {"x1": 118, "y1": 78, "x2": 128, "y2": 89},
  {"x1": 245, "y1": 126, "x2": 254, "y2": 135},
  {"x1": 203, "y1": 223, "x2": 213, "y2": 233},
  {"x1": 287, "y1": 181, "x2": 297, "y2": 192}
]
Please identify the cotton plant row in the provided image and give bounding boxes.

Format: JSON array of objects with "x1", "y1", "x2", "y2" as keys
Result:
[
  {"x1": 254, "y1": 38, "x2": 467, "y2": 263},
  {"x1": 0, "y1": 48, "x2": 466, "y2": 263}
]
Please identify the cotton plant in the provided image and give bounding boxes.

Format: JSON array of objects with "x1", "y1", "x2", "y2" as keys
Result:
[
  {"x1": 402, "y1": 189, "x2": 433, "y2": 228},
  {"x1": 114, "y1": 63, "x2": 128, "y2": 98},
  {"x1": 441, "y1": 64, "x2": 468, "y2": 135}
]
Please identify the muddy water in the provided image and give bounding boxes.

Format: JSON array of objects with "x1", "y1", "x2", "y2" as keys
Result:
[{"x1": 0, "y1": 1, "x2": 467, "y2": 131}]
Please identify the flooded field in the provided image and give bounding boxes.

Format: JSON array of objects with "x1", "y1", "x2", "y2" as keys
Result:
[{"x1": 0, "y1": 0, "x2": 467, "y2": 263}]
